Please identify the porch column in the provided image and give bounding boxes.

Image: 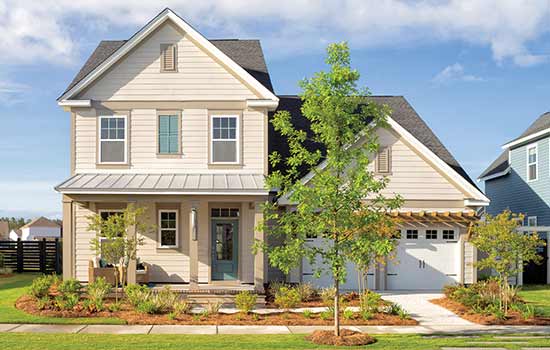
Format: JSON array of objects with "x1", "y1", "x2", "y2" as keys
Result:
[
  {"x1": 126, "y1": 202, "x2": 137, "y2": 285},
  {"x1": 62, "y1": 196, "x2": 74, "y2": 280},
  {"x1": 189, "y1": 200, "x2": 200, "y2": 288},
  {"x1": 253, "y1": 201, "x2": 265, "y2": 292}
]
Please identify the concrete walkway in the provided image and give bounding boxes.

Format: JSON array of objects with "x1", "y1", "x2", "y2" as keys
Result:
[
  {"x1": 1, "y1": 323, "x2": 550, "y2": 335},
  {"x1": 380, "y1": 291, "x2": 474, "y2": 326}
]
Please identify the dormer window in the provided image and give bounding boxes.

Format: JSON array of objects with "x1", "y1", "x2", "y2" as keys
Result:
[
  {"x1": 376, "y1": 146, "x2": 391, "y2": 174},
  {"x1": 160, "y1": 43, "x2": 177, "y2": 72}
]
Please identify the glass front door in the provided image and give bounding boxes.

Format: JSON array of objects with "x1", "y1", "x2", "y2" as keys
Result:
[{"x1": 211, "y1": 219, "x2": 238, "y2": 280}]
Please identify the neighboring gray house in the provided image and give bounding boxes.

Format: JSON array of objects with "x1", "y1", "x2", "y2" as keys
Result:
[{"x1": 479, "y1": 111, "x2": 550, "y2": 285}]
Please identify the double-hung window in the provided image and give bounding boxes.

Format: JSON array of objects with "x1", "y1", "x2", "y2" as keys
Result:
[
  {"x1": 211, "y1": 115, "x2": 239, "y2": 163},
  {"x1": 99, "y1": 115, "x2": 127, "y2": 164},
  {"x1": 158, "y1": 113, "x2": 180, "y2": 154},
  {"x1": 527, "y1": 144, "x2": 537, "y2": 181},
  {"x1": 158, "y1": 210, "x2": 178, "y2": 248}
]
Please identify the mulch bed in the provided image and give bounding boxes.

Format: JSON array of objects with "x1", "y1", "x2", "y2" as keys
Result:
[
  {"x1": 431, "y1": 297, "x2": 550, "y2": 325},
  {"x1": 0, "y1": 274, "x2": 14, "y2": 278},
  {"x1": 16, "y1": 295, "x2": 417, "y2": 326},
  {"x1": 306, "y1": 329, "x2": 376, "y2": 346}
]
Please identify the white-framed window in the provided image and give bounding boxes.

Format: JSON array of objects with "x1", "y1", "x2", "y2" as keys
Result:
[
  {"x1": 406, "y1": 229, "x2": 418, "y2": 239},
  {"x1": 158, "y1": 210, "x2": 178, "y2": 248},
  {"x1": 442, "y1": 229, "x2": 455, "y2": 240},
  {"x1": 99, "y1": 115, "x2": 127, "y2": 164},
  {"x1": 527, "y1": 216, "x2": 538, "y2": 227},
  {"x1": 527, "y1": 144, "x2": 538, "y2": 181},
  {"x1": 425, "y1": 229, "x2": 438, "y2": 240},
  {"x1": 211, "y1": 115, "x2": 239, "y2": 164}
]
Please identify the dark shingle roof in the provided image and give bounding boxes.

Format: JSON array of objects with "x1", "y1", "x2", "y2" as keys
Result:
[
  {"x1": 480, "y1": 112, "x2": 550, "y2": 180},
  {"x1": 62, "y1": 39, "x2": 273, "y2": 97},
  {"x1": 269, "y1": 95, "x2": 478, "y2": 188}
]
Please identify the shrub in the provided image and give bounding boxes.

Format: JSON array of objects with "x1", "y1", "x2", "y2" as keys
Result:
[
  {"x1": 343, "y1": 309, "x2": 355, "y2": 320},
  {"x1": 167, "y1": 312, "x2": 177, "y2": 320},
  {"x1": 37, "y1": 296, "x2": 51, "y2": 310},
  {"x1": 252, "y1": 313, "x2": 259, "y2": 321},
  {"x1": 136, "y1": 299, "x2": 159, "y2": 314},
  {"x1": 153, "y1": 286, "x2": 179, "y2": 313},
  {"x1": 173, "y1": 300, "x2": 192, "y2": 316},
  {"x1": 319, "y1": 310, "x2": 332, "y2": 320},
  {"x1": 361, "y1": 310, "x2": 373, "y2": 320},
  {"x1": 87, "y1": 277, "x2": 111, "y2": 312},
  {"x1": 267, "y1": 281, "x2": 288, "y2": 298},
  {"x1": 29, "y1": 275, "x2": 58, "y2": 299},
  {"x1": 54, "y1": 293, "x2": 79, "y2": 311},
  {"x1": 442, "y1": 284, "x2": 460, "y2": 298},
  {"x1": 359, "y1": 290, "x2": 381, "y2": 313},
  {"x1": 295, "y1": 283, "x2": 316, "y2": 302},
  {"x1": 320, "y1": 287, "x2": 336, "y2": 307},
  {"x1": 274, "y1": 286, "x2": 300, "y2": 310},
  {"x1": 124, "y1": 284, "x2": 149, "y2": 307},
  {"x1": 108, "y1": 301, "x2": 122, "y2": 312},
  {"x1": 302, "y1": 310, "x2": 312, "y2": 319},
  {"x1": 58, "y1": 279, "x2": 82, "y2": 296},
  {"x1": 388, "y1": 303, "x2": 409, "y2": 319},
  {"x1": 235, "y1": 291, "x2": 256, "y2": 314},
  {"x1": 207, "y1": 301, "x2": 222, "y2": 315}
]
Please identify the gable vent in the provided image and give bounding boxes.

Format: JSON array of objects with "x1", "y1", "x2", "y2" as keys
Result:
[
  {"x1": 161, "y1": 43, "x2": 176, "y2": 72},
  {"x1": 376, "y1": 147, "x2": 391, "y2": 174}
]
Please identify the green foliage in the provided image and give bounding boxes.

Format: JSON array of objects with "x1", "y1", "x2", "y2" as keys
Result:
[
  {"x1": 36, "y1": 296, "x2": 51, "y2": 310},
  {"x1": 302, "y1": 310, "x2": 312, "y2": 319},
  {"x1": 54, "y1": 293, "x2": 79, "y2": 311},
  {"x1": 294, "y1": 283, "x2": 316, "y2": 302},
  {"x1": 361, "y1": 310, "x2": 373, "y2": 321},
  {"x1": 234, "y1": 291, "x2": 256, "y2": 314},
  {"x1": 0, "y1": 252, "x2": 4, "y2": 268},
  {"x1": 173, "y1": 300, "x2": 192, "y2": 316},
  {"x1": 108, "y1": 301, "x2": 122, "y2": 312},
  {"x1": 255, "y1": 42, "x2": 402, "y2": 335},
  {"x1": 252, "y1": 313, "x2": 259, "y2": 321},
  {"x1": 28, "y1": 275, "x2": 59, "y2": 299},
  {"x1": 136, "y1": 299, "x2": 159, "y2": 314},
  {"x1": 124, "y1": 284, "x2": 149, "y2": 307},
  {"x1": 320, "y1": 287, "x2": 335, "y2": 306},
  {"x1": 154, "y1": 286, "x2": 179, "y2": 313},
  {"x1": 86, "y1": 277, "x2": 111, "y2": 312},
  {"x1": 471, "y1": 210, "x2": 546, "y2": 314},
  {"x1": 319, "y1": 310, "x2": 332, "y2": 320},
  {"x1": 359, "y1": 290, "x2": 381, "y2": 313},
  {"x1": 343, "y1": 309, "x2": 355, "y2": 320},
  {"x1": 167, "y1": 311, "x2": 177, "y2": 320},
  {"x1": 207, "y1": 301, "x2": 222, "y2": 314},
  {"x1": 58, "y1": 279, "x2": 82, "y2": 296},
  {"x1": 274, "y1": 286, "x2": 301, "y2": 310}
]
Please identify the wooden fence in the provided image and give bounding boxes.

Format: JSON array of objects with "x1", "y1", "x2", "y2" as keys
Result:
[{"x1": 0, "y1": 239, "x2": 62, "y2": 274}]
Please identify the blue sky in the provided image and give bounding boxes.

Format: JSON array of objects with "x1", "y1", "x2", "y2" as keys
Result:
[{"x1": 0, "y1": 1, "x2": 549, "y2": 218}]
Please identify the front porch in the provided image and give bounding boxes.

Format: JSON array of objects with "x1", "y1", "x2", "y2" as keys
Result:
[
  {"x1": 61, "y1": 191, "x2": 268, "y2": 293},
  {"x1": 149, "y1": 283, "x2": 265, "y2": 305}
]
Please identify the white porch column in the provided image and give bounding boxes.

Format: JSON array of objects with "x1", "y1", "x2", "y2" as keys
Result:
[
  {"x1": 62, "y1": 196, "x2": 74, "y2": 280},
  {"x1": 189, "y1": 200, "x2": 200, "y2": 288},
  {"x1": 253, "y1": 201, "x2": 265, "y2": 292},
  {"x1": 126, "y1": 202, "x2": 137, "y2": 285}
]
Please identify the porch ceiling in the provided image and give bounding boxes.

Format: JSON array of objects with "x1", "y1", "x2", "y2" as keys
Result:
[{"x1": 55, "y1": 173, "x2": 267, "y2": 195}]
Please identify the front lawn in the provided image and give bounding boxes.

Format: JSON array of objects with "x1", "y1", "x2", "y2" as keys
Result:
[
  {"x1": 0, "y1": 274, "x2": 125, "y2": 324},
  {"x1": 1, "y1": 333, "x2": 550, "y2": 350},
  {"x1": 519, "y1": 285, "x2": 550, "y2": 317}
]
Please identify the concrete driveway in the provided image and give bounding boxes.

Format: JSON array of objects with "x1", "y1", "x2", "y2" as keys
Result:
[{"x1": 380, "y1": 291, "x2": 474, "y2": 326}]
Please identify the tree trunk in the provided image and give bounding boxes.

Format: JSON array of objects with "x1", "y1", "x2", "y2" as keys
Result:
[
  {"x1": 334, "y1": 277, "x2": 340, "y2": 336},
  {"x1": 114, "y1": 268, "x2": 119, "y2": 303}
]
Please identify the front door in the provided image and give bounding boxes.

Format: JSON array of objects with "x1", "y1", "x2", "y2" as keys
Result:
[{"x1": 211, "y1": 219, "x2": 238, "y2": 280}]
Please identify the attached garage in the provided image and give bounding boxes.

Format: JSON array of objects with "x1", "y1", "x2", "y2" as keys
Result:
[{"x1": 386, "y1": 228, "x2": 460, "y2": 290}]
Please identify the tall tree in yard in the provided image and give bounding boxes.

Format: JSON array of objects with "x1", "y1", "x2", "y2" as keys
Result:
[{"x1": 258, "y1": 42, "x2": 402, "y2": 336}]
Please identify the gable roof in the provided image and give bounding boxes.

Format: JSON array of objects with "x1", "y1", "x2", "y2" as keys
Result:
[
  {"x1": 63, "y1": 39, "x2": 273, "y2": 97},
  {"x1": 270, "y1": 95, "x2": 486, "y2": 201},
  {"x1": 480, "y1": 111, "x2": 550, "y2": 181},
  {"x1": 58, "y1": 8, "x2": 277, "y2": 102},
  {"x1": 21, "y1": 217, "x2": 61, "y2": 230}
]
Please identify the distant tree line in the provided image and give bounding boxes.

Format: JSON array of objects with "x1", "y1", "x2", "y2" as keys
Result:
[{"x1": 0, "y1": 217, "x2": 31, "y2": 231}]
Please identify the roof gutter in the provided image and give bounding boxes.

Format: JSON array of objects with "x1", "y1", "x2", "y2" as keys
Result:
[
  {"x1": 502, "y1": 128, "x2": 550, "y2": 149},
  {"x1": 246, "y1": 99, "x2": 279, "y2": 111},
  {"x1": 58, "y1": 100, "x2": 92, "y2": 110}
]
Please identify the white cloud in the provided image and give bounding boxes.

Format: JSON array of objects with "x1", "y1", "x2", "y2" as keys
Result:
[
  {"x1": 0, "y1": 0, "x2": 549, "y2": 66},
  {"x1": 0, "y1": 79, "x2": 30, "y2": 105},
  {"x1": 432, "y1": 63, "x2": 484, "y2": 85}
]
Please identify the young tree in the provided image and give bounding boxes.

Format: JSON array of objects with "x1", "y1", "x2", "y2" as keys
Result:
[
  {"x1": 258, "y1": 42, "x2": 402, "y2": 336},
  {"x1": 88, "y1": 205, "x2": 149, "y2": 302},
  {"x1": 471, "y1": 210, "x2": 546, "y2": 314}
]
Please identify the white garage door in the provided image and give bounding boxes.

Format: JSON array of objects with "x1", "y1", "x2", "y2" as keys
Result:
[
  {"x1": 386, "y1": 228, "x2": 459, "y2": 290},
  {"x1": 302, "y1": 237, "x2": 375, "y2": 290}
]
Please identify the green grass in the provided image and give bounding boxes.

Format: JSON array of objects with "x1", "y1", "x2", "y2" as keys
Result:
[
  {"x1": 519, "y1": 284, "x2": 550, "y2": 317},
  {"x1": 0, "y1": 274, "x2": 125, "y2": 324},
  {"x1": 0, "y1": 333, "x2": 550, "y2": 350}
]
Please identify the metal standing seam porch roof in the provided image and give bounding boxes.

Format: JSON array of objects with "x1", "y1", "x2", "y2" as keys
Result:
[{"x1": 55, "y1": 173, "x2": 267, "y2": 195}]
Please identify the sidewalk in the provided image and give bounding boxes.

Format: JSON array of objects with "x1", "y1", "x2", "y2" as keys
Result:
[{"x1": 1, "y1": 323, "x2": 550, "y2": 335}]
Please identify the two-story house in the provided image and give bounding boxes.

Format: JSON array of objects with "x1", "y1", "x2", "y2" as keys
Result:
[
  {"x1": 56, "y1": 8, "x2": 489, "y2": 293},
  {"x1": 479, "y1": 112, "x2": 550, "y2": 285}
]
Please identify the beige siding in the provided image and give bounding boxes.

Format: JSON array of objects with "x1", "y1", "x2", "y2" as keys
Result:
[
  {"x1": 73, "y1": 107, "x2": 265, "y2": 174},
  {"x1": 74, "y1": 203, "x2": 96, "y2": 281},
  {"x1": 370, "y1": 128, "x2": 465, "y2": 201},
  {"x1": 79, "y1": 22, "x2": 258, "y2": 101}
]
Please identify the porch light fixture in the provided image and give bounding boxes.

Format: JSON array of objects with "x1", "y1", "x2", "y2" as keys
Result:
[{"x1": 191, "y1": 208, "x2": 198, "y2": 241}]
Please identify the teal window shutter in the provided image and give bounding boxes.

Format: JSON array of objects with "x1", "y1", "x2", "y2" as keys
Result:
[{"x1": 159, "y1": 115, "x2": 179, "y2": 154}]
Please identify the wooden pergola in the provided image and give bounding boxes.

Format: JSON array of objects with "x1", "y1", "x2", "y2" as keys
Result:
[{"x1": 389, "y1": 210, "x2": 479, "y2": 230}]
